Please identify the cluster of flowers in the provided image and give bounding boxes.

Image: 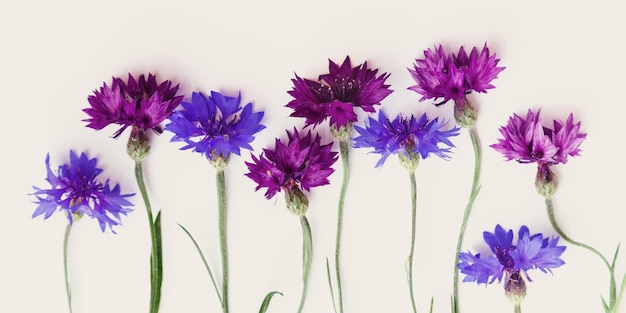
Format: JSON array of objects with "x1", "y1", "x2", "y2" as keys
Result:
[{"x1": 31, "y1": 43, "x2": 621, "y2": 313}]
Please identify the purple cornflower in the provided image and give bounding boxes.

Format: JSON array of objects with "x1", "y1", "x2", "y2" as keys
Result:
[
  {"x1": 491, "y1": 109, "x2": 586, "y2": 165},
  {"x1": 165, "y1": 91, "x2": 265, "y2": 166},
  {"x1": 287, "y1": 56, "x2": 392, "y2": 135},
  {"x1": 490, "y1": 109, "x2": 586, "y2": 197},
  {"x1": 31, "y1": 151, "x2": 134, "y2": 232},
  {"x1": 458, "y1": 225, "x2": 566, "y2": 303},
  {"x1": 84, "y1": 73, "x2": 183, "y2": 138},
  {"x1": 245, "y1": 128, "x2": 338, "y2": 215},
  {"x1": 353, "y1": 110, "x2": 460, "y2": 169},
  {"x1": 408, "y1": 44, "x2": 505, "y2": 104}
]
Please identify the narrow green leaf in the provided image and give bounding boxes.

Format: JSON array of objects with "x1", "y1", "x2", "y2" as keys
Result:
[
  {"x1": 326, "y1": 258, "x2": 338, "y2": 313},
  {"x1": 601, "y1": 296, "x2": 610, "y2": 313},
  {"x1": 258, "y1": 291, "x2": 283, "y2": 313},
  {"x1": 612, "y1": 244, "x2": 621, "y2": 269},
  {"x1": 178, "y1": 223, "x2": 223, "y2": 304},
  {"x1": 429, "y1": 297, "x2": 434, "y2": 313},
  {"x1": 155, "y1": 211, "x2": 163, "y2": 288}
]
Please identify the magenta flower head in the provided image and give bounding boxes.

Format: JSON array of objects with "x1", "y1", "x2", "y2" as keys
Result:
[
  {"x1": 165, "y1": 91, "x2": 265, "y2": 170},
  {"x1": 31, "y1": 151, "x2": 134, "y2": 232},
  {"x1": 84, "y1": 73, "x2": 183, "y2": 161},
  {"x1": 408, "y1": 44, "x2": 504, "y2": 128},
  {"x1": 490, "y1": 109, "x2": 586, "y2": 197},
  {"x1": 245, "y1": 128, "x2": 338, "y2": 216},
  {"x1": 458, "y1": 224, "x2": 566, "y2": 305},
  {"x1": 287, "y1": 56, "x2": 393, "y2": 139},
  {"x1": 353, "y1": 110, "x2": 460, "y2": 171}
]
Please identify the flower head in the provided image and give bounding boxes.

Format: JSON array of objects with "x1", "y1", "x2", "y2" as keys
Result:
[
  {"x1": 165, "y1": 91, "x2": 265, "y2": 167},
  {"x1": 491, "y1": 109, "x2": 586, "y2": 165},
  {"x1": 287, "y1": 56, "x2": 392, "y2": 131},
  {"x1": 352, "y1": 110, "x2": 460, "y2": 170},
  {"x1": 408, "y1": 44, "x2": 505, "y2": 105},
  {"x1": 84, "y1": 73, "x2": 183, "y2": 138},
  {"x1": 245, "y1": 128, "x2": 337, "y2": 215},
  {"x1": 31, "y1": 151, "x2": 134, "y2": 232},
  {"x1": 458, "y1": 225, "x2": 566, "y2": 303}
]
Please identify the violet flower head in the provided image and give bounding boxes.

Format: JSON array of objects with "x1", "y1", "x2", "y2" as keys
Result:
[
  {"x1": 491, "y1": 109, "x2": 586, "y2": 165},
  {"x1": 165, "y1": 91, "x2": 265, "y2": 164},
  {"x1": 31, "y1": 151, "x2": 134, "y2": 232},
  {"x1": 245, "y1": 128, "x2": 337, "y2": 215},
  {"x1": 84, "y1": 73, "x2": 183, "y2": 138},
  {"x1": 408, "y1": 44, "x2": 505, "y2": 105},
  {"x1": 352, "y1": 110, "x2": 460, "y2": 169},
  {"x1": 458, "y1": 225, "x2": 566, "y2": 303},
  {"x1": 287, "y1": 56, "x2": 393, "y2": 131}
]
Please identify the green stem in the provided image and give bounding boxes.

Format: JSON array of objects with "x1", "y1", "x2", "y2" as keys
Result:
[
  {"x1": 217, "y1": 169, "x2": 229, "y2": 313},
  {"x1": 333, "y1": 139, "x2": 350, "y2": 313},
  {"x1": 514, "y1": 303, "x2": 521, "y2": 313},
  {"x1": 407, "y1": 171, "x2": 418, "y2": 313},
  {"x1": 297, "y1": 216, "x2": 313, "y2": 313},
  {"x1": 63, "y1": 222, "x2": 73, "y2": 313},
  {"x1": 452, "y1": 127, "x2": 482, "y2": 313},
  {"x1": 544, "y1": 198, "x2": 615, "y2": 309},
  {"x1": 135, "y1": 161, "x2": 162, "y2": 313}
]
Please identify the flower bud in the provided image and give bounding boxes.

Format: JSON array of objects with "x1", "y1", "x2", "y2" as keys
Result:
[
  {"x1": 285, "y1": 187, "x2": 309, "y2": 217},
  {"x1": 535, "y1": 162, "x2": 558, "y2": 198},
  {"x1": 127, "y1": 126, "x2": 150, "y2": 162},
  {"x1": 504, "y1": 271, "x2": 527, "y2": 305},
  {"x1": 454, "y1": 97, "x2": 477, "y2": 128}
]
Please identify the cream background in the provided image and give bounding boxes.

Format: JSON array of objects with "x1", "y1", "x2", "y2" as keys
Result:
[{"x1": 1, "y1": 1, "x2": 625, "y2": 312}]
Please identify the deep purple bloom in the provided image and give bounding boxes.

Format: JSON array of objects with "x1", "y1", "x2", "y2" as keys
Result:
[
  {"x1": 31, "y1": 151, "x2": 134, "y2": 232},
  {"x1": 245, "y1": 128, "x2": 338, "y2": 200},
  {"x1": 84, "y1": 73, "x2": 183, "y2": 138},
  {"x1": 165, "y1": 91, "x2": 265, "y2": 161},
  {"x1": 408, "y1": 44, "x2": 505, "y2": 105},
  {"x1": 353, "y1": 110, "x2": 460, "y2": 168},
  {"x1": 491, "y1": 109, "x2": 586, "y2": 165},
  {"x1": 287, "y1": 56, "x2": 393, "y2": 130},
  {"x1": 458, "y1": 224, "x2": 565, "y2": 287}
]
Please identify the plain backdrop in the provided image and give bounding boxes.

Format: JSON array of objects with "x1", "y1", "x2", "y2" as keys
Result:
[{"x1": 1, "y1": 1, "x2": 625, "y2": 312}]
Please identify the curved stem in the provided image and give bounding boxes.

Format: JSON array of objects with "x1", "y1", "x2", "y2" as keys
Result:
[
  {"x1": 407, "y1": 172, "x2": 418, "y2": 313},
  {"x1": 333, "y1": 139, "x2": 350, "y2": 313},
  {"x1": 217, "y1": 169, "x2": 229, "y2": 313},
  {"x1": 545, "y1": 198, "x2": 615, "y2": 310},
  {"x1": 135, "y1": 161, "x2": 162, "y2": 313},
  {"x1": 452, "y1": 127, "x2": 482, "y2": 313},
  {"x1": 297, "y1": 216, "x2": 313, "y2": 313},
  {"x1": 63, "y1": 222, "x2": 73, "y2": 313}
]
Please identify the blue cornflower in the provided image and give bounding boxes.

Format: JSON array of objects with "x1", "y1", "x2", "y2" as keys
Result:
[
  {"x1": 31, "y1": 151, "x2": 134, "y2": 232},
  {"x1": 352, "y1": 110, "x2": 460, "y2": 169},
  {"x1": 458, "y1": 224, "x2": 566, "y2": 303},
  {"x1": 165, "y1": 91, "x2": 265, "y2": 165}
]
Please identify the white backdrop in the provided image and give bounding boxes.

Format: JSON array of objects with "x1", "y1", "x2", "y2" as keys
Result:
[{"x1": 1, "y1": 1, "x2": 625, "y2": 312}]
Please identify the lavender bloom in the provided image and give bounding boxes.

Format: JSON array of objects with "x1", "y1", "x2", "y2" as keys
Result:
[
  {"x1": 31, "y1": 151, "x2": 134, "y2": 232},
  {"x1": 458, "y1": 225, "x2": 566, "y2": 303},
  {"x1": 353, "y1": 110, "x2": 460, "y2": 169},
  {"x1": 287, "y1": 56, "x2": 393, "y2": 131},
  {"x1": 165, "y1": 91, "x2": 265, "y2": 163},
  {"x1": 245, "y1": 128, "x2": 337, "y2": 215},
  {"x1": 491, "y1": 109, "x2": 586, "y2": 165},
  {"x1": 408, "y1": 44, "x2": 505, "y2": 105},
  {"x1": 84, "y1": 73, "x2": 183, "y2": 138}
]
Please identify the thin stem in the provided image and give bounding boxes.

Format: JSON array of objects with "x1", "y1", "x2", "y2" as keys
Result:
[
  {"x1": 333, "y1": 139, "x2": 350, "y2": 313},
  {"x1": 407, "y1": 171, "x2": 418, "y2": 313},
  {"x1": 297, "y1": 216, "x2": 313, "y2": 313},
  {"x1": 514, "y1": 303, "x2": 521, "y2": 313},
  {"x1": 217, "y1": 169, "x2": 229, "y2": 313},
  {"x1": 63, "y1": 222, "x2": 73, "y2": 313},
  {"x1": 545, "y1": 198, "x2": 616, "y2": 310},
  {"x1": 452, "y1": 127, "x2": 482, "y2": 313},
  {"x1": 135, "y1": 161, "x2": 161, "y2": 313},
  {"x1": 178, "y1": 224, "x2": 223, "y2": 304}
]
